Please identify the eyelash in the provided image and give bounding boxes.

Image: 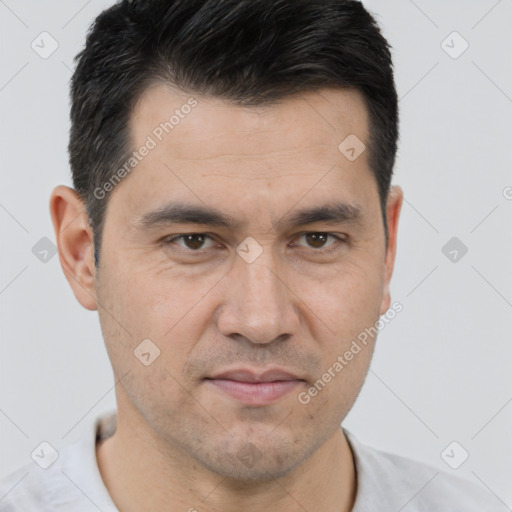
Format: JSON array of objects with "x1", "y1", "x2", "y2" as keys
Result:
[{"x1": 162, "y1": 232, "x2": 346, "y2": 255}]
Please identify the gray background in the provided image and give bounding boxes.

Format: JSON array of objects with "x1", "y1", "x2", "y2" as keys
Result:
[{"x1": 1, "y1": 0, "x2": 511, "y2": 506}]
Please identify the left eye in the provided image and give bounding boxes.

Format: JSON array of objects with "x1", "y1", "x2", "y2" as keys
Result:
[{"x1": 293, "y1": 233, "x2": 343, "y2": 251}]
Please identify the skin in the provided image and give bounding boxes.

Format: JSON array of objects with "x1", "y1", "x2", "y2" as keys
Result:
[{"x1": 50, "y1": 83, "x2": 403, "y2": 512}]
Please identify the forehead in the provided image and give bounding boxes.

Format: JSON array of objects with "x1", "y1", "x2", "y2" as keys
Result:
[
  {"x1": 110, "y1": 82, "x2": 377, "y2": 227},
  {"x1": 129, "y1": 82, "x2": 369, "y2": 165}
]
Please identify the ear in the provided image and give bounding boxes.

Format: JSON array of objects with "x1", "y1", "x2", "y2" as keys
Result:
[
  {"x1": 49, "y1": 185, "x2": 98, "y2": 311},
  {"x1": 379, "y1": 185, "x2": 403, "y2": 315}
]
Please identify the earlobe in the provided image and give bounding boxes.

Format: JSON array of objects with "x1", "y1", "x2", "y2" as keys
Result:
[
  {"x1": 379, "y1": 185, "x2": 403, "y2": 316},
  {"x1": 49, "y1": 185, "x2": 98, "y2": 311}
]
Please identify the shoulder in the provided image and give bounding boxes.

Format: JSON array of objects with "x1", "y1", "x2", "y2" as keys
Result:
[
  {"x1": 0, "y1": 457, "x2": 80, "y2": 511},
  {"x1": 344, "y1": 429, "x2": 507, "y2": 511},
  {"x1": 0, "y1": 411, "x2": 118, "y2": 512}
]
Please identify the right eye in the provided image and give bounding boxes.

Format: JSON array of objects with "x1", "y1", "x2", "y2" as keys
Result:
[{"x1": 162, "y1": 233, "x2": 218, "y2": 252}]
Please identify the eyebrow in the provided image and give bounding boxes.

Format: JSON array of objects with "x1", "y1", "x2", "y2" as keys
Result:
[{"x1": 136, "y1": 201, "x2": 364, "y2": 232}]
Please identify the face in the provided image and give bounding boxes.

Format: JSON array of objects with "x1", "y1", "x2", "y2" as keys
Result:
[{"x1": 54, "y1": 83, "x2": 402, "y2": 482}]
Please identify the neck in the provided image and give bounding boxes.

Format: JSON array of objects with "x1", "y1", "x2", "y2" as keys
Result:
[{"x1": 96, "y1": 409, "x2": 357, "y2": 512}]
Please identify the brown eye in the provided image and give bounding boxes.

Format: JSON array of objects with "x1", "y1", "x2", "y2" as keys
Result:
[
  {"x1": 294, "y1": 233, "x2": 344, "y2": 251},
  {"x1": 165, "y1": 234, "x2": 216, "y2": 251},
  {"x1": 305, "y1": 233, "x2": 329, "y2": 249}
]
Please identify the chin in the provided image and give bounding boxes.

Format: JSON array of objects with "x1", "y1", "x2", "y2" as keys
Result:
[{"x1": 190, "y1": 429, "x2": 322, "y2": 484}]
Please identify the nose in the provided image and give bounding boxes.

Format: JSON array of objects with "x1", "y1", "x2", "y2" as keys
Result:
[{"x1": 216, "y1": 248, "x2": 299, "y2": 345}]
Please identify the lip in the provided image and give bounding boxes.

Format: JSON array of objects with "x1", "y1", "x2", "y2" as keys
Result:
[
  {"x1": 208, "y1": 368, "x2": 302, "y2": 383},
  {"x1": 205, "y1": 368, "x2": 305, "y2": 405}
]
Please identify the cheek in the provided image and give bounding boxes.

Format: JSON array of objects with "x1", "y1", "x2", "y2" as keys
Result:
[
  {"x1": 295, "y1": 258, "x2": 384, "y2": 337},
  {"x1": 101, "y1": 262, "x2": 202, "y2": 337},
  {"x1": 96, "y1": 270, "x2": 201, "y2": 410},
  {"x1": 97, "y1": 266, "x2": 221, "y2": 380},
  {"x1": 292, "y1": 258, "x2": 383, "y2": 406}
]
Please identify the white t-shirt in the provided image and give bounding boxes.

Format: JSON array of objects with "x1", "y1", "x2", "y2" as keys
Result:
[{"x1": 0, "y1": 410, "x2": 506, "y2": 511}]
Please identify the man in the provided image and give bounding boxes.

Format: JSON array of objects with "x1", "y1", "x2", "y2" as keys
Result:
[{"x1": 0, "y1": 0, "x2": 504, "y2": 510}]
